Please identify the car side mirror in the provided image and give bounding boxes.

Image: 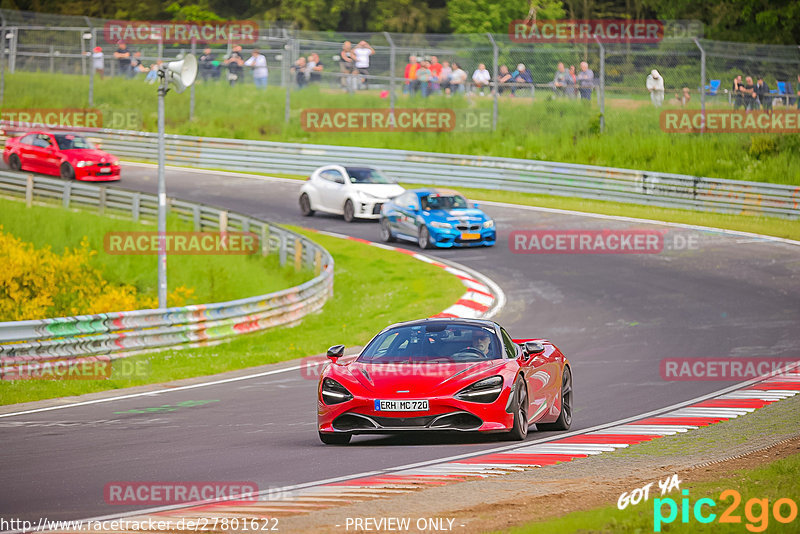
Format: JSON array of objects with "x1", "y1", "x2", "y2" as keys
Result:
[
  {"x1": 327, "y1": 344, "x2": 345, "y2": 363},
  {"x1": 473, "y1": 202, "x2": 479, "y2": 208},
  {"x1": 523, "y1": 341, "x2": 545, "y2": 356}
]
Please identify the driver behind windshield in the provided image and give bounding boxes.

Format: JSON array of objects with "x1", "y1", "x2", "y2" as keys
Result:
[{"x1": 471, "y1": 330, "x2": 491, "y2": 356}]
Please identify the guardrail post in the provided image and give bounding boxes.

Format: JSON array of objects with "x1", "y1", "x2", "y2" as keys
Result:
[
  {"x1": 294, "y1": 238, "x2": 303, "y2": 270},
  {"x1": 63, "y1": 182, "x2": 71, "y2": 209},
  {"x1": 314, "y1": 250, "x2": 322, "y2": 275},
  {"x1": 25, "y1": 174, "x2": 33, "y2": 207},
  {"x1": 279, "y1": 232, "x2": 287, "y2": 266},
  {"x1": 132, "y1": 192, "x2": 140, "y2": 222},
  {"x1": 242, "y1": 218, "x2": 250, "y2": 233},
  {"x1": 219, "y1": 210, "x2": 228, "y2": 232},
  {"x1": 193, "y1": 205, "x2": 201, "y2": 231},
  {"x1": 261, "y1": 224, "x2": 269, "y2": 256},
  {"x1": 98, "y1": 186, "x2": 106, "y2": 215}
]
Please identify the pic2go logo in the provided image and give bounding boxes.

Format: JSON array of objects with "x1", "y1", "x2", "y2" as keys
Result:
[{"x1": 654, "y1": 489, "x2": 798, "y2": 532}]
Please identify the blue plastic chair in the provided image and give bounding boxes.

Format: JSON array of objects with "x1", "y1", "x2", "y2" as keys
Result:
[{"x1": 704, "y1": 79, "x2": 721, "y2": 95}]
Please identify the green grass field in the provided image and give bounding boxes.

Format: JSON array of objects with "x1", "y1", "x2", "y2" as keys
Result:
[
  {"x1": 0, "y1": 226, "x2": 466, "y2": 405},
  {"x1": 5, "y1": 71, "x2": 800, "y2": 185},
  {"x1": 0, "y1": 196, "x2": 310, "y2": 309}
]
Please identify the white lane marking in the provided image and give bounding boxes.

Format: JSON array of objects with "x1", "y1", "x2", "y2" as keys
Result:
[{"x1": 477, "y1": 199, "x2": 800, "y2": 248}]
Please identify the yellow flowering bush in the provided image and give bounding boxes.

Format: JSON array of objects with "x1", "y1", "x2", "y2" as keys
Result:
[{"x1": 0, "y1": 229, "x2": 195, "y2": 320}]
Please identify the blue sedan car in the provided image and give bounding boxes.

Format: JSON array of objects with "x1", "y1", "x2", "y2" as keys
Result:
[{"x1": 379, "y1": 188, "x2": 495, "y2": 249}]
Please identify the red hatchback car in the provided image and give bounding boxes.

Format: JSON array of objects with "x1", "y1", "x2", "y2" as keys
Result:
[
  {"x1": 318, "y1": 318, "x2": 573, "y2": 445},
  {"x1": 3, "y1": 131, "x2": 120, "y2": 181}
]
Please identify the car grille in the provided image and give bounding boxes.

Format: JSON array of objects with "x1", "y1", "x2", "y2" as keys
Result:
[
  {"x1": 97, "y1": 162, "x2": 112, "y2": 167},
  {"x1": 333, "y1": 411, "x2": 482, "y2": 431},
  {"x1": 372, "y1": 203, "x2": 383, "y2": 215},
  {"x1": 456, "y1": 223, "x2": 481, "y2": 232}
]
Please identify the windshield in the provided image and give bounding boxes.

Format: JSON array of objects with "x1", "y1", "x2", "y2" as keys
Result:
[
  {"x1": 358, "y1": 323, "x2": 501, "y2": 363},
  {"x1": 54, "y1": 134, "x2": 94, "y2": 150},
  {"x1": 346, "y1": 167, "x2": 394, "y2": 184},
  {"x1": 421, "y1": 194, "x2": 468, "y2": 210}
]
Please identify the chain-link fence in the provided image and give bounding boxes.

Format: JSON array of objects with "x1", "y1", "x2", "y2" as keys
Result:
[{"x1": 2, "y1": 10, "x2": 799, "y2": 133}]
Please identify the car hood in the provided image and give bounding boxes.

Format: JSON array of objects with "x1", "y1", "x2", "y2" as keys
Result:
[
  {"x1": 352, "y1": 183, "x2": 405, "y2": 199},
  {"x1": 422, "y1": 208, "x2": 489, "y2": 222},
  {"x1": 338, "y1": 359, "x2": 509, "y2": 396},
  {"x1": 64, "y1": 149, "x2": 115, "y2": 162}
]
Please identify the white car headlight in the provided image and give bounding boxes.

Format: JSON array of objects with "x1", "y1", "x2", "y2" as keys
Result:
[
  {"x1": 483, "y1": 220, "x2": 494, "y2": 229},
  {"x1": 75, "y1": 161, "x2": 93, "y2": 168},
  {"x1": 430, "y1": 221, "x2": 452, "y2": 229}
]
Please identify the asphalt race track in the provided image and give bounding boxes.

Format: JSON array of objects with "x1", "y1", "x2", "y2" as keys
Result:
[{"x1": 2, "y1": 163, "x2": 799, "y2": 525}]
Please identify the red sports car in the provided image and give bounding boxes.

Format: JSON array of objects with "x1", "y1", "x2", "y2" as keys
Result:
[
  {"x1": 3, "y1": 130, "x2": 120, "y2": 181},
  {"x1": 318, "y1": 318, "x2": 573, "y2": 444}
]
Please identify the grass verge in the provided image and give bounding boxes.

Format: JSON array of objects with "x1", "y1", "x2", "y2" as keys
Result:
[
  {"x1": 6, "y1": 71, "x2": 800, "y2": 185},
  {"x1": 0, "y1": 227, "x2": 466, "y2": 405},
  {"x1": 0, "y1": 196, "x2": 310, "y2": 309}
]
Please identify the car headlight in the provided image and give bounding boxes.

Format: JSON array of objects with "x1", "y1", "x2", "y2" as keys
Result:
[
  {"x1": 111, "y1": 159, "x2": 119, "y2": 166},
  {"x1": 455, "y1": 375, "x2": 504, "y2": 403},
  {"x1": 75, "y1": 161, "x2": 93, "y2": 168},
  {"x1": 321, "y1": 378, "x2": 353, "y2": 405},
  {"x1": 429, "y1": 221, "x2": 452, "y2": 229},
  {"x1": 483, "y1": 220, "x2": 494, "y2": 229}
]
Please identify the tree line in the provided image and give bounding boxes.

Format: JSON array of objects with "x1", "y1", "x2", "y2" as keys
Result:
[{"x1": 3, "y1": 0, "x2": 798, "y2": 44}]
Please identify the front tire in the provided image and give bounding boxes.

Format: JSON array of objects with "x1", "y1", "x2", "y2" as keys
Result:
[
  {"x1": 380, "y1": 219, "x2": 396, "y2": 242},
  {"x1": 319, "y1": 432, "x2": 351, "y2": 445},
  {"x1": 8, "y1": 154, "x2": 22, "y2": 171},
  {"x1": 343, "y1": 199, "x2": 355, "y2": 222},
  {"x1": 506, "y1": 379, "x2": 529, "y2": 441},
  {"x1": 537, "y1": 366, "x2": 572, "y2": 431},
  {"x1": 299, "y1": 193, "x2": 315, "y2": 216},
  {"x1": 60, "y1": 162, "x2": 75, "y2": 180},
  {"x1": 418, "y1": 226, "x2": 433, "y2": 249}
]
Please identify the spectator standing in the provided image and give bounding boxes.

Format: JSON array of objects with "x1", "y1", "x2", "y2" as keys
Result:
[
  {"x1": 308, "y1": 53, "x2": 324, "y2": 83},
  {"x1": 224, "y1": 45, "x2": 244, "y2": 86},
  {"x1": 429, "y1": 56, "x2": 443, "y2": 93},
  {"x1": 439, "y1": 61, "x2": 453, "y2": 94},
  {"x1": 646, "y1": 69, "x2": 665, "y2": 107},
  {"x1": 340, "y1": 41, "x2": 355, "y2": 90},
  {"x1": 199, "y1": 48, "x2": 216, "y2": 81},
  {"x1": 416, "y1": 60, "x2": 432, "y2": 97},
  {"x1": 450, "y1": 62, "x2": 467, "y2": 94},
  {"x1": 114, "y1": 42, "x2": 131, "y2": 76},
  {"x1": 553, "y1": 62, "x2": 568, "y2": 97},
  {"x1": 86, "y1": 46, "x2": 104, "y2": 79},
  {"x1": 567, "y1": 65, "x2": 577, "y2": 98},
  {"x1": 576, "y1": 61, "x2": 594, "y2": 101},
  {"x1": 244, "y1": 48, "x2": 268, "y2": 88},
  {"x1": 404, "y1": 56, "x2": 419, "y2": 94},
  {"x1": 292, "y1": 56, "x2": 308, "y2": 88},
  {"x1": 755, "y1": 77, "x2": 771, "y2": 110},
  {"x1": 353, "y1": 40, "x2": 374, "y2": 89},
  {"x1": 472, "y1": 63, "x2": 491, "y2": 95},
  {"x1": 732, "y1": 75, "x2": 745, "y2": 109}
]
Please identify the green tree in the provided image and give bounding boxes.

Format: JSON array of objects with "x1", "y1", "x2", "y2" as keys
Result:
[{"x1": 447, "y1": 0, "x2": 565, "y2": 34}]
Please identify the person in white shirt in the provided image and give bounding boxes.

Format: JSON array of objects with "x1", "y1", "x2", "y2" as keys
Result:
[
  {"x1": 85, "y1": 46, "x2": 104, "y2": 79},
  {"x1": 353, "y1": 40, "x2": 374, "y2": 89},
  {"x1": 472, "y1": 63, "x2": 491, "y2": 95},
  {"x1": 449, "y1": 62, "x2": 467, "y2": 95},
  {"x1": 244, "y1": 49, "x2": 268, "y2": 88},
  {"x1": 646, "y1": 69, "x2": 665, "y2": 107}
]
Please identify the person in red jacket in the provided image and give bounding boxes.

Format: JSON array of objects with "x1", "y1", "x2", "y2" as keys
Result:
[{"x1": 404, "y1": 56, "x2": 419, "y2": 94}]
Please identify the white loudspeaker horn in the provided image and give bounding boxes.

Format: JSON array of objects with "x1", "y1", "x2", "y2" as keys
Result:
[{"x1": 163, "y1": 53, "x2": 198, "y2": 93}]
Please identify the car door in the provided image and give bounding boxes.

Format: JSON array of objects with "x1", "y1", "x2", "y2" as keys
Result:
[
  {"x1": 396, "y1": 192, "x2": 421, "y2": 239},
  {"x1": 16, "y1": 134, "x2": 41, "y2": 172},
  {"x1": 27, "y1": 134, "x2": 58, "y2": 174},
  {"x1": 505, "y1": 328, "x2": 560, "y2": 418},
  {"x1": 318, "y1": 169, "x2": 348, "y2": 213}
]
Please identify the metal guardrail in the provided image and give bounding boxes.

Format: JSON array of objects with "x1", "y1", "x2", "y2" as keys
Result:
[
  {"x1": 5, "y1": 127, "x2": 794, "y2": 219},
  {"x1": 0, "y1": 171, "x2": 334, "y2": 372}
]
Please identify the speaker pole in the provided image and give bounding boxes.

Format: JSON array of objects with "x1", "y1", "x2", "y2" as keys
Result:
[{"x1": 157, "y1": 74, "x2": 168, "y2": 309}]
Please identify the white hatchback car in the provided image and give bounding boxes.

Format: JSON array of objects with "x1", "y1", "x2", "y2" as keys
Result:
[{"x1": 299, "y1": 165, "x2": 405, "y2": 222}]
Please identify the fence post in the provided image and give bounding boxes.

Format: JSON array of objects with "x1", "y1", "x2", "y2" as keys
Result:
[
  {"x1": 284, "y1": 35, "x2": 291, "y2": 123},
  {"x1": 132, "y1": 192, "x2": 140, "y2": 222},
  {"x1": 487, "y1": 33, "x2": 498, "y2": 131},
  {"x1": 595, "y1": 36, "x2": 605, "y2": 133},
  {"x1": 0, "y1": 18, "x2": 5, "y2": 107},
  {"x1": 384, "y1": 32, "x2": 396, "y2": 115},
  {"x1": 279, "y1": 232, "x2": 287, "y2": 266},
  {"x1": 190, "y1": 38, "x2": 196, "y2": 121},
  {"x1": 98, "y1": 186, "x2": 106, "y2": 215},
  {"x1": 8, "y1": 27, "x2": 17, "y2": 74},
  {"x1": 261, "y1": 224, "x2": 269, "y2": 256},
  {"x1": 193, "y1": 205, "x2": 201, "y2": 231},
  {"x1": 25, "y1": 174, "x2": 33, "y2": 207},
  {"x1": 63, "y1": 182, "x2": 71, "y2": 209},
  {"x1": 219, "y1": 210, "x2": 228, "y2": 232},
  {"x1": 694, "y1": 38, "x2": 706, "y2": 135}
]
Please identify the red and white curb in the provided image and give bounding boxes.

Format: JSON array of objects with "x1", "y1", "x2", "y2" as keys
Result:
[{"x1": 315, "y1": 231, "x2": 505, "y2": 320}]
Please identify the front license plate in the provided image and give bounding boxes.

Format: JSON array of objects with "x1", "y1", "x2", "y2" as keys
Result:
[
  {"x1": 99, "y1": 168, "x2": 111, "y2": 173},
  {"x1": 374, "y1": 399, "x2": 429, "y2": 412},
  {"x1": 461, "y1": 232, "x2": 481, "y2": 240}
]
